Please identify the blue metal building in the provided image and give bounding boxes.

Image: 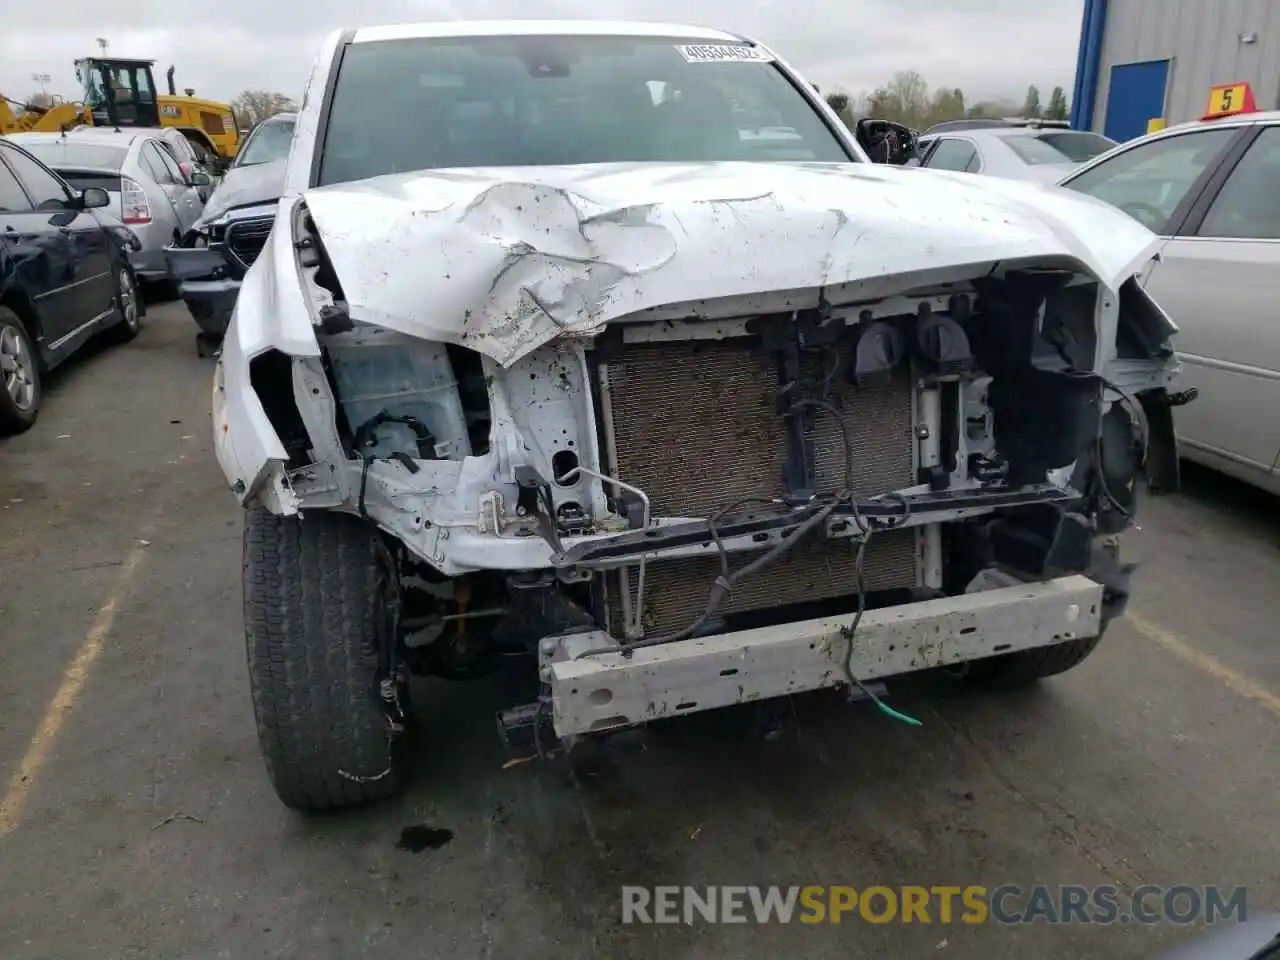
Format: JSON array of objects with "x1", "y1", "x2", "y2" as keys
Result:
[{"x1": 1071, "y1": 0, "x2": 1280, "y2": 141}]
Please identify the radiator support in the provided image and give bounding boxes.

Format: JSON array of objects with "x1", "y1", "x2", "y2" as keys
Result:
[{"x1": 594, "y1": 335, "x2": 921, "y2": 638}]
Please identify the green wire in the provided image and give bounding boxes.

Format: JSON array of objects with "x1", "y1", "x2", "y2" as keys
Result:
[
  {"x1": 851, "y1": 675, "x2": 924, "y2": 727},
  {"x1": 874, "y1": 699, "x2": 924, "y2": 727}
]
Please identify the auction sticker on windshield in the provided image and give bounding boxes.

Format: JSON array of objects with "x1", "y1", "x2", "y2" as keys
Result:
[{"x1": 676, "y1": 44, "x2": 772, "y2": 63}]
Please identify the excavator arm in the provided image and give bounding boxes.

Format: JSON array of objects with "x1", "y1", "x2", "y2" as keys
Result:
[{"x1": 0, "y1": 95, "x2": 87, "y2": 134}]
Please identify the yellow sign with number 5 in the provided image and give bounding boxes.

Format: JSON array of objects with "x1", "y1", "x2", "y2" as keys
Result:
[{"x1": 1203, "y1": 82, "x2": 1257, "y2": 119}]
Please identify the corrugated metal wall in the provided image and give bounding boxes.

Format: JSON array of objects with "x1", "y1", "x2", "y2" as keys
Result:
[{"x1": 1091, "y1": 0, "x2": 1280, "y2": 130}]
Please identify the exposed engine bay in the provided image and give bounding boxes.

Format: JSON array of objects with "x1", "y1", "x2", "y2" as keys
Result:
[
  {"x1": 215, "y1": 160, "x2": 1185, "y2": 744},
  {"x1": 229, "y1": 242, "x2": 1177, "y2": 689}
]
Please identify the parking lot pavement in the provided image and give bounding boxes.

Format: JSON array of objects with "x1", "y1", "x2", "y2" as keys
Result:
[{"x1": 1, "y1": 302, "x2": 1278, "y2": 960}]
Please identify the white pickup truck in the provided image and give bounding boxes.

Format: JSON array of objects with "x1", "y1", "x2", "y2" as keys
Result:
[{"x1": 213, "y1": 19, "x2": 1183, "y2": 812}]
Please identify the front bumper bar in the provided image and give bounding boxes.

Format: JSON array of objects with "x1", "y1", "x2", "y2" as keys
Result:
[
  {"x1": 164, "y1": 244, "x2": 244, "y2": 337},
  {"x1": 546, "y1": 574, "x2": 1103, "y2": 737}
]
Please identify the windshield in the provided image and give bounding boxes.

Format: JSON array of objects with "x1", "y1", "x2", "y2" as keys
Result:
[
  {"x1": 316, "y1": 35, "x2": 852, "y2": 187},
  {"x1": 78, "y1": 62, "x2": 154, "y2": 108},
  {"x1": 16, "y1": 141, "x2": 128, "y2": 171},
  {"x1": 1002, "y1": 135, "x2": 1075, "y2": 166},
  {"x1": 1035, "y1": 131, "x2": 1117, "y2": 163},
  {"x1": 235, "y1": 118, "x2": 296, "y2": 167}
]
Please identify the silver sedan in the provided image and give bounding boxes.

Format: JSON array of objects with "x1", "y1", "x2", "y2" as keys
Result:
[
  {"x1": 6, "y1": 128, "x2": 210, "y2": 282},
  {"x1": 1058, "y1": 111, "x2": 1280, "y2": 494},
  {"x1": 914, "y1": 127, "x2": 1117, "y2": 183}
]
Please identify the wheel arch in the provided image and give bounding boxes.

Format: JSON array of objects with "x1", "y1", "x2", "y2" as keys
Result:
[{"x1": 0, "y1": 287, "x2": 45, "y2": 366}]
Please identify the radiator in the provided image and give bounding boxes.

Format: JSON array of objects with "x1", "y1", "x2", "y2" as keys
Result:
[{"x1": 600, "y1": 338, "x2": 920, "y2": 637}]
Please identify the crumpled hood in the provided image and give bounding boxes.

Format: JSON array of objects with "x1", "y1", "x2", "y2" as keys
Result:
[
  {"x1": 200, "y1": 158, "x2": 287, "y2": 224},
  {"x1": 300, "y1": 161, "x2": 1161, "y2": 367}
]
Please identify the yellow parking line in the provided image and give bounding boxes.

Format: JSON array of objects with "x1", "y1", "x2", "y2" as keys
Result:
[
  {"x1": 0, "y1": 540, "x2": 149, "y2": 837},
  {"x1": 1128, "y1": 612, "x2": 1280, "y2": 719}
]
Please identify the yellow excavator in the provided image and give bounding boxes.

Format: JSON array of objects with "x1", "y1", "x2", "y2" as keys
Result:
[
  {"x1": 0, "y1": 95, "x2": 87, "y2": 135},
  {"x1": 75, "y1": 57, "x2": 241, "y2": 167},
  {"x1": 0, "y1": 58, "x2": 241, "y2": 168}
]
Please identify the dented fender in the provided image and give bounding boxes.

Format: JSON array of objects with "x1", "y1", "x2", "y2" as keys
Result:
[{"x1": 213, "y1": 200, "x2": 322, "y2": 512}]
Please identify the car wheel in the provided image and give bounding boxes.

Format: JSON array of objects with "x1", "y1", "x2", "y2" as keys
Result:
[
  {"x1": 0, "y1": 307, "x2": 41, "y2": 437},
  {"x1": 103, "y1": 266, "x2": 141, "y2": 344},
  {"x1": 243, "y1": 506, "x2": 410, "y2": 811}
]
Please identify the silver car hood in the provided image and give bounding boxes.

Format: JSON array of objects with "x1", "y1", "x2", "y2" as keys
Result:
[
  {"x1": 200, "y1": 158, "x2": 288, "y2": 224},
  {"x1": 299, "y1": 161, "x2": 1161, "y2": 367}
]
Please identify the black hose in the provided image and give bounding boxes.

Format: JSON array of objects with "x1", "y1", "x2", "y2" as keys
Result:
[{"x1": 575, "y1": 494, "x2": 847, "y2": 659}]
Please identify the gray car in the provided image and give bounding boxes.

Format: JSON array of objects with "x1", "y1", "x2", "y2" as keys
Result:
[
  {"x1": 1058, "y1": 110, "x2": 1280, "y2": 495},
  {"x1": 152, "y1": 127, "x2": 219, "y2": 203},
  {"x1": 915, "y1": 127, "x2": 1118, "y2": 183},
  {"x1": 7, "y1": 128, "x2": 210, "y2": 282},
  {"x1": 165, "y1": 112, "x2": 295, "y2": 354}
]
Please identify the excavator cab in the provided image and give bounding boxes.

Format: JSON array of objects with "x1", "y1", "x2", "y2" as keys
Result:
[
  {"x1": 71, "y1": 56, "x2": 241, "y2": 167},
  {"x1": 75, "y1": 57, "x2": 161, "y2": 129}
]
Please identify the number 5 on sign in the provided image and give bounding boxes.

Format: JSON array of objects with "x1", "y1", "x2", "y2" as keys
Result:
[{"x1": 1202, "y1": 82, "x2": 1257, "y2": 120}]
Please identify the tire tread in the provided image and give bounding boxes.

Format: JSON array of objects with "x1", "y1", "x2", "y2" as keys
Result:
[{"x1": 243, "y1": 506, "x2": 403, "y2": 811}]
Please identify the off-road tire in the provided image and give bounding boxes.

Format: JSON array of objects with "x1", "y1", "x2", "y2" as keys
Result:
[
  {"x1": 243, "y1": 506, "x2": 406, "y2": 811},
  {"x1": 0, "y1": 308, "x2": 40, "y2": 437},
  {"x1": 961, "y1": 632, "x2": 1106, "y2": 686}
]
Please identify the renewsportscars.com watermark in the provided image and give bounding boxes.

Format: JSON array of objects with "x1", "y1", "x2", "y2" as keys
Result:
[{"x1": 621, "y1": 885, "x2": 1249, "y2": 926}]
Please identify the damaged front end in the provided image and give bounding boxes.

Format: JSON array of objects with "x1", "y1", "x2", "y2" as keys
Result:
[
  {"x1": 167, "y1": 159, "x2": 288, "y2": 351},
  {"x1": 216, "y1": 163, "x2": 1181, "y2": 741}
]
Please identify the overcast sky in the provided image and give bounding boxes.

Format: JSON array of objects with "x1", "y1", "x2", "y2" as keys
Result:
[{"x1": 2, "y1": 0, "x2": 1083, "y2": 107}]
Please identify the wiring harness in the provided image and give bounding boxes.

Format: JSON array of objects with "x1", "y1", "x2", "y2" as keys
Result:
[{"x1": 572, "y1": 393, "x2": 924, "y2": 726}]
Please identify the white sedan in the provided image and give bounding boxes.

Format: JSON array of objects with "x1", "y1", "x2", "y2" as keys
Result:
[
  {"x1": 914, "y1": 126, "x2": 1118, "y2": 183},
  {"x1": 1057, "y1": 110, "x2": 1280, "y2": 495}
]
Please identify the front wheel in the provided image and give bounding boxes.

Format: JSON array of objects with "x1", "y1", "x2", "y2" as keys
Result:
[
  {"x1": 0, "y1": 308, "x2": 41, "y2": 436},
  {"x1": 243, "y1": 506, "x2": 408, "y2": 811}
]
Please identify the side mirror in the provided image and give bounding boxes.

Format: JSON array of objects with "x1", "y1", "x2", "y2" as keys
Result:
[
  {"x1": 189, "y1": 170, "x2": 212, "y2": 187},
  {"x1": 81, "y1": 186, "x2": 111, "y2": 209},
  {"x1": 904, "y1": 157, "x2": 922, "y2": 167}
]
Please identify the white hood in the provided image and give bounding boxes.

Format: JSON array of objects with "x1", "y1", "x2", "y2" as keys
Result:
[{"x1": 300, "y1": 161, "x2": 1160, "y2": 367}]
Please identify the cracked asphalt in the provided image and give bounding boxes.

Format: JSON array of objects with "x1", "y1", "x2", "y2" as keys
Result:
[{"x1": 1, "y1": 302, "x2": 1278, "y2": 960}]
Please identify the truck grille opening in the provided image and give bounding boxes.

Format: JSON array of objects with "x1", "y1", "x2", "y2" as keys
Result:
[
  {"x1": 225, "y1": 218, "x2": 273, "y2": 268},
  {"x1": 598, "y1": 337, "x2": 919, "y2": 637}
]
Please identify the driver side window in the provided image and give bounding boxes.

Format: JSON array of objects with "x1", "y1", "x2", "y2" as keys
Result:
[
  {"x1": 1061, "y1": 127, "x2": 1236, "y2": 233},
  {"x1": 0, "y1": 144, "x2": 71, "y2": 211},
  {"x1": 1196, "y1": 126, "x2": 1280, "y2": 239},
  {"x1": 143, "y1": 142, "x2": 182, "y2": 184}
]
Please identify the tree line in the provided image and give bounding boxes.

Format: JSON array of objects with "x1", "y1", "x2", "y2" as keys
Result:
[
  {"x1": 230, "y1": 90, "x2": 298, "y2": 128},
  {"x1": 819, "y1": 71, "x2": 1070, "y2": 131}
]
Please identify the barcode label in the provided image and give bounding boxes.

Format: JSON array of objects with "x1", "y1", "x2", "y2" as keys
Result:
[{"x1": 675, "y1": 44, "x2": 772, "y2": 63}]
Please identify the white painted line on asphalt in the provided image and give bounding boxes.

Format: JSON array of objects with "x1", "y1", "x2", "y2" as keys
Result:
[
  {"x1": 0, "y1": 537, "x2": 151, "y2": 837},
  {"x1": 1128, "y1": 612, "x2": 1280, "y2": 719}
]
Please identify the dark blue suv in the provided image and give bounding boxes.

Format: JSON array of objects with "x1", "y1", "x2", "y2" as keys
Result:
[{"x1": 0, "y1": 136, "x2": 143, "y2": 436}]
